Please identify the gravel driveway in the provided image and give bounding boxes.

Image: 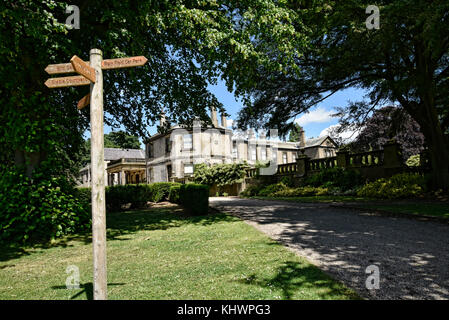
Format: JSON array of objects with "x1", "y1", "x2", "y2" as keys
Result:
[{"x1": 209, "y1": 197, "x2": 449, "y2": 300}]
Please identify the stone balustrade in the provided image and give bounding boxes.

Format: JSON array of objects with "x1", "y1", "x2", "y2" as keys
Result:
[{"x1": 245, "y1": 141, "x2": 419, "y2": 181}]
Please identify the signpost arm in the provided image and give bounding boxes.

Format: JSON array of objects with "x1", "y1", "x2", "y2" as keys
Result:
[{"x1": 89, "y1": 48, "x2": 107, "y2": 300}]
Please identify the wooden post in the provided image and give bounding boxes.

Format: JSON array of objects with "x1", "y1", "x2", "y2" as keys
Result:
[
  {"x1": 89, "y1": 48, "x2": 107, "y2": 300},
  {"x1": 44, "y1": 52, "x2": 147, "y2": 300}
]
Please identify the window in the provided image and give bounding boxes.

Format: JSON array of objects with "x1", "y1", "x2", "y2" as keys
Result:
[
  {"x1": 167, "y1": 165, "x2": 172, "y2": 180},
  {"x1": 165, "y1": 137, "x2": 171, "y2": 154},
  {"x1": 292, "y1": 152, "x2": 296, "y2": 162},
  {"x1": 183, "y1": 134, "x2": 192, "y2": 149},
  {"x1": 184, "y1": 163, "x2": 194, "y2": 175},
  {"x1": 282, "y1": 152, "x2": 288, "y2": 164},
  {"x1": 147, "y1": 142, "x2": 153, "y2": 158},
  {"x1": 250, "y1": 147, "x2": 257, "y2": 160},
  {"x1": 261, "y1": 148, "x2": 267, "y2": 161},
  {"x1": 232, "y1": 141, "x2": 238, "y2": 158}
]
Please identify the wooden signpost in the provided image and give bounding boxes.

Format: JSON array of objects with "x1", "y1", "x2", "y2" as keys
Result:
[{"x1": 44, "y1": 49, "x2": 147, "y2": 300}]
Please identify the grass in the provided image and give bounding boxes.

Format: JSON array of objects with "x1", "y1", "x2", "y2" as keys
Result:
[
  {"x1": 0, "y1": 204, "x2": 358, "y2": 300},
  {"x1": 359, "y1": 203, "x2": 449, "y2": 219},
  {"x1": 250, "y1": 195, "x2": 371, "y2": 203},
  {"x1": 250, "y1": 196, "x2": 449, "y2": 220}
]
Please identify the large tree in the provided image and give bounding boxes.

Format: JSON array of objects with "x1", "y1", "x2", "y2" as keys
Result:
[
  {"x1": 0, "y1": 1, "x2": 298, "y2": 179},
  {"x1": 235, "y1": 1, "x2": 449, "y2": 189},
  {"x1": 350, "y1": 106, "x2": 425, "y2": 161},
  {"x1": 288, "y1": 124, "x2": 303, "y2": 142}
]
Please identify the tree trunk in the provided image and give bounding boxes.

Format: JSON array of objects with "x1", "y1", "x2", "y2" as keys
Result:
[
  {"x1": 410, "y1": 100, "x2": 449, "y2": 190},
  {"x1": 426, "y1": 130, "x2": 449, "y2": 190}
]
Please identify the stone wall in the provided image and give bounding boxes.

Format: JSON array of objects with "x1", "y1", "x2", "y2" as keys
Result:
[{"x1": 243, "y1": 142, "x2": 429, "y2": 191}]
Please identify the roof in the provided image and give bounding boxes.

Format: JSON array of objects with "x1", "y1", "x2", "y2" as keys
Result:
[
  {"x1": 104, "y1": 148, "x2": 145, "y2": 161},
  {"x1": 304, "y1": 136, "x2": 336, "y2": 148}
]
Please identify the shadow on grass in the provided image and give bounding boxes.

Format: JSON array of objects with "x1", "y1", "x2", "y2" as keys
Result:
[
  {"x1": 51, "y1": 282, "x2": 125, "y2": 300},
  {"x1": 0, "y1": 207, "x2": 238, "y2": 263},
  {"x1": 237, "y1": 261, "x2": 359, "y2": 300}
]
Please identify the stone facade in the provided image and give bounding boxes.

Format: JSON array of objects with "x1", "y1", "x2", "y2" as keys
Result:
[
  {"x1": 78, "y1": 148, "x2": 145, "y2": 187},
  {"x1": 145, "y1": 111, "x2": 338, "y2": 183}
]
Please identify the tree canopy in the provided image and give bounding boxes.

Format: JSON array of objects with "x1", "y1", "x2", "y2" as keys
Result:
[
  {"x1": 350, "y1": 106, "x2": 425, "y2": 161},
  {"x1": 81, "y1": 131, "x2": 141, "y2": 165},
  {"x1": 0, "y1": 0, "x2": 299, "y2": 179},
  {"x1": 288, "y1": 124, "x2": 303, "y2": 142},
  {"x1": 234, "y1": 1, "x2": 449, "y2": 189}
]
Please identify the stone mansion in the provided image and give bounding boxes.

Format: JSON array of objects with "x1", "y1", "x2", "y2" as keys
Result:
[{"x1": 78, "y1": 108, "x2": 337, "y2": 186}]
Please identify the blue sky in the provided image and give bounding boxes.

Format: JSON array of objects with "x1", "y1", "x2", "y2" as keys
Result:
[
  {"x1": 206, "y1": 80, "x2": 367, "y2": 139},
  {"x1": 102, "y1": 79, "x2": 367, "y2": 146}
]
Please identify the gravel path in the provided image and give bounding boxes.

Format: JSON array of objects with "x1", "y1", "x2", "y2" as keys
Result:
[{"x1": 209, "y1": 197, "x2": 449, "y2": 300}]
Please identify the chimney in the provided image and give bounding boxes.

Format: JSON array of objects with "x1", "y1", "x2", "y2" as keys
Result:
[
  {"x1": 160, "y1": 111, "x2": 166, "y2": 128},
  {"x1": 299, "y1": 128, "x2": 306, "y2": 148},
  {"x1": 210, "y1": 106, "x2": 218, "y2": 127},
  {"x1": 221, "y1": 113, "x2": 227, "y2": 128}
]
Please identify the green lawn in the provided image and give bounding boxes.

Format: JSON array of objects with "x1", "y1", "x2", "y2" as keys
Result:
[
  {"x1": 359, "y1": 203, "x2": 449, "y2": 219},
  {"x1": 251, "y1": 196, "x2": 449, "y2": 220},
  {"x1": 0, "y1": 204, "x2": 358, "y2": 300},
  {"x1": 251, "y1": 195, "x2": 371, "y2": 203}
]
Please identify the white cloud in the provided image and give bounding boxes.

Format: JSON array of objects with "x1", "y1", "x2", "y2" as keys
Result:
[
  {"x1": 294, "y1": 107, "x2": 334, "y2": 126},
  {"x1": 226, "y1": 119, "x2": 234, "y2": 128},
  {"x1": 319, "y1": 124, "x2": 359, "y2": 143}
]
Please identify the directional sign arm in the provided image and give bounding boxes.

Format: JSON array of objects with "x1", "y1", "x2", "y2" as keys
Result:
[
  {"x1": 70, "y1": 55, "x2": 96, "y2": 83},
  {"x1": 77, "y1": 93, "x2": 91, "y2": 110},
  {"x1": 44, "y1": 75, "x2": 91, "y2": 88},
  {"x1": 101, "y1": 56, "x2": 148, "y2": 70}
]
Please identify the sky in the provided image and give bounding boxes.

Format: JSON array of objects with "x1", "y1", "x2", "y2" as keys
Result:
[
  {"x1": 206, "y1": 80, "x2": 367, "y2": 140},
  {"x1": 101, "y1": 79, "x2": 367, "y2": 147}
]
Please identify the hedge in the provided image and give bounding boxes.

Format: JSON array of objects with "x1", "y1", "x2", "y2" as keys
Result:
[
  {"x1": 78, "y1": 182, "x2": 209, "y2": 214},
  {"x1": 179, "y1": 184, "x2": 210, "y2": 215},
  {"x1": 0, "y1": 170, "x2": 91, "y2": 244}
]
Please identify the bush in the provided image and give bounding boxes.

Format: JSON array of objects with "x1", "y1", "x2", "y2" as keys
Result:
[
  {"x1": 0, "y1": 168, "x2": 90, "y2": 243},
  {"x1": 168, "y1": 184, "x2": 181, "y2": 203},
  {"x1": 240, "y1": 184, "x2": 263, "y2": 197},
  {"x1": 193, "y1": 163, "x2": 247, "y2": 186},
  {"x1": 357, "y1": 173, "x2": 426, "y2": 199},
  {"x1": 150, "y1": 182, "x2": 176, "y2": 202},
  {"x1": 105, "y1": 183, "x2": 181, "y2": 211},
  {"x1": 406, "y1": 154, "x2": 420, "y2": 167},
  {"x1": 258, "y1": 183, "x2": 288, "y2": 197},
  {"x1": 179, "y1": 184, "x2": 209, "y2": 215},
  {"x1": 303, "y1": 167, "x2": 363, "y2": 190},
  {"x1": 75, "y1": 187, "x2": 91, "y2": 206},
  {"x1": 272, "y1": 186, "x2": 329, "y2": 197}
]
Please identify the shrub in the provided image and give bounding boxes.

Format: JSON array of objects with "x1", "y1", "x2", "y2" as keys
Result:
[
  {"x1": 150, "y1": 182, "x2": 176, "y2": 202},
  {"x1": 240, "y1": 184, "x2": 264, "y2": 197},
  {"x1": 193, "y1": 163, "x2": 247, "y2": 186},
  {"x1": 258, "y1": 183, "x2": 288, "y2": 197},
  {"x1": 406, "y1": 154, "x2": 420, "y2": 167},
  {"x1": 179, "y1": 184, "x2": 209, "y2": 215},
  {"x1": 0, "y1": 168, "x2": 90, "y2": 243},
  {"x1": 168, "y1": 184, "x2": 181, "y2": 203},
  {"x1": 303, "y1": 167, "x2": 363, "y2": 190},
  {"x1": 357, "y1": 173, "x2": 426, "y2": 199},
  {"x1": 105, "y1": 183, "x2": 181, "y2": 211},
  {"x1": 75, "y1": 187, "x2": 91, "y2": 206},
  {"x1": 279, "y1": 176, "x2": 295, "y2": 187},
  {"x1": 272, "y1": 186, "x2": 329, "y2": 197}
]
